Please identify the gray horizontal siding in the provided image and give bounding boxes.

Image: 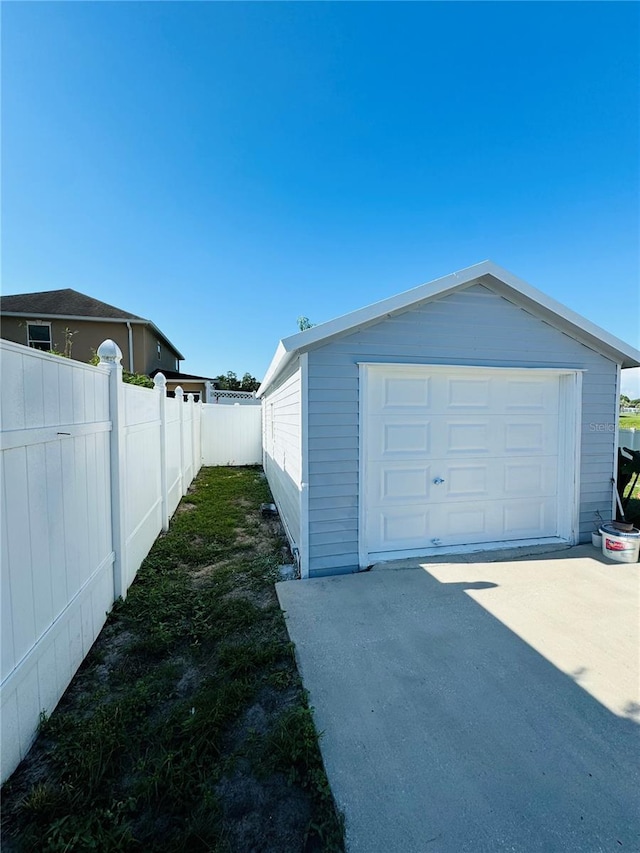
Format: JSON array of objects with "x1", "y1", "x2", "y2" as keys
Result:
[
  {"x1": 306, "y1": 283, "x2": 618, "y2": 575},
  {"x1": 262, "y1": 358, "x2": 302, "y2": 554},
  {"x1": 309, "y1": 460, "x2": 358, "y2": 475}
]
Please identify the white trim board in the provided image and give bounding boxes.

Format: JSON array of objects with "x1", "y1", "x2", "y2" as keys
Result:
[
  {"x1": 299, "y1": 352, "x2": 310, "y2": 580},
  {"x1": 368, "y1": 537, "x2": 570, "y2": 565}
]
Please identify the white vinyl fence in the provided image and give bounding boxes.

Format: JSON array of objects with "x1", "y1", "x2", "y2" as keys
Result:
[
  {"x1": 201, "y1": 404, "x2": 263, "y2": 465},
  {"x1": 619, "y1": 429, "x2": 640, "y2": 452},
  {"x1": 0, "y1": 339, "x2": 216, "y2": 782}
]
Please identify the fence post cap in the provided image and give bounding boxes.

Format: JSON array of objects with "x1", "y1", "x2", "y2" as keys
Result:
[
  {"x1": 175, "y1": 385, "x2": 184, "y2": 399},
  {"x1": 97, "y1": 339, "x2": 123, "y2": 364},
  {"x1": 154, "y1": 372, "x2": 167, "y2": 390}
]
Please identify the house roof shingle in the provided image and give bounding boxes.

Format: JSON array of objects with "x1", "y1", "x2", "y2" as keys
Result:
[
  {"x1": 149, "y1": 369, "x2": 217, "y2": 383},
  {"x1": 0, "y1": 288, "x2": 146, "y2": 321},
  {"x1": 0, "y1": 288, "x2": 185, "y2": 360}
]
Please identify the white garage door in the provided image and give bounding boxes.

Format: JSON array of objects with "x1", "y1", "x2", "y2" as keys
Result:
[{"x1": 363, "y1": 365, "x2": 565, "y2": 560}]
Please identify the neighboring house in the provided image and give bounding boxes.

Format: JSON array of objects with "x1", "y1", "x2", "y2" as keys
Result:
[
  {"x1": 0, "y1": 289, "x2": 184, "y2": 375},
  {"x1": 149, "y1": 369, "x2": 215, "y2": 403},
  {"x1": 148, "y1": 370, "x2": 260, "y2": 404},
  {"x1": 258, "y1": 261, "x2": 640, "y2": 579}
]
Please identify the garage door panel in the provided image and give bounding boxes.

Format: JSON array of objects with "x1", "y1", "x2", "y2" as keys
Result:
[
  {"x1": 383, "y1": 508, "x2": 431, "y2": 548},
  {"x1": 438, "y1": 417, "x2": 557, "y2": 458},
  {"x1": 367, "y1": 456, "x2": 557, "y2": 506},
  {"x1": 370, "y1": 414, "x2": 558, "y2": 459},
  {"x1": 446, "y1": 378, "x2": 492, "y2": 410},
  {"x1": 371, "y1": 497, "x2": 559, "y2": 552},
  {"x1": 443, "y1": 506, "x2": 489, "y2": 537},
  {"x1": 370, "y1": 373, "x2": 433, "y2": 412},
  {"x1": 446, "y1": 422, "x2": 490, "y2": 454},
  {"x1": 504, "y1": 421, "x2": 556, "y2": 454},
  {"x1": 367, "y1": 506, "x2": 432, "y2": 551},
  {"x1": 430, "y1": 457, "x2": 558, "y2": 503},
  {"x1": 445, "y1": 464, "x2": 489, "y2": 498},
  {"x1": 367, "y1": 415, "x2": 432, "y2": 458},
  {"x1": 503, "y1": 458, "x2": 557, "y2": 496},
  {"x1": 370, "y1": 497, "x2": 557, "y2": 552},
  {"x1": 502, "y1": 497, "x2": 557, "y2": 538},
  {"x1": 371, "y1": 457, "x2": 557, "y2": 507},
  {"x1": 364, "y1": 367, "x2": 563, "y2": 555},
  {"x1": 384, "y1": 467, "x2": 430, "y2": 501},
  {"x1": 503, "y1": 377, "x2": 560, "y2": 413},
  {"x1": 369, "y1": 371, "x2": 561, "y2": 416},
  {"x1": 382, "y1": 421, "x2": 431, "y2": 455},
  {"x1": 368, "y1": 461, "x2": 432, "y2": 504}
]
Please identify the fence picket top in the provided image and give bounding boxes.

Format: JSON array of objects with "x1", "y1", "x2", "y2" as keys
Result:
[{"x1": 97, "y1": 339, "x2": 123, "y2": 364}]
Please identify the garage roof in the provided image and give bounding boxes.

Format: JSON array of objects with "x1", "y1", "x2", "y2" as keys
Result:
[{"x1": 258, "y1": 261, "x2": 640, "y2": 396}]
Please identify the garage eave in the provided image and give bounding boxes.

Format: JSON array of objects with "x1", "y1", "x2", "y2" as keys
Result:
[{"x1": 257, "y1": 261, "x2": 640, "y2": 395}]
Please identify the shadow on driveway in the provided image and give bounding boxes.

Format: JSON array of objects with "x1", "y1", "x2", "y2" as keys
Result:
[{"x1": 277, "y1": 560, "x2": 640, "y2": 853}]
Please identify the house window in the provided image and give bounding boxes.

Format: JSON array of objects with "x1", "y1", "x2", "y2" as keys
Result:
[
  {"x1": 27, "y1": 322, "x2": 52, "y2": 351},
  {"x1": 157, "y1": 343, "x2": 162, "y2": 361}
]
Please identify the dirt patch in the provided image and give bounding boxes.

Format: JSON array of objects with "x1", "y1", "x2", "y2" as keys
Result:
[
  {"x1": 234, "y1": 525, "x2": 282, "y2": 557},
  {"x1": 216, "y1": 771, "x2": 313, "y2": 853},
  {"x1": 176, "y1": 501, "x2": 197, "y2": 513},
  {"x1": 174, "y1": 659, "x2": 201, "y2": 698},
  {"x1": 191, "y1": 559, "x2": 234, "y2": 586},
  {"x1": 225, "y1": 586, "x2": 275, "y2": 610}
]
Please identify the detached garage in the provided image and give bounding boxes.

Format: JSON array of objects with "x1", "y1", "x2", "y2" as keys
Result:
[{"x1": 257, "y1": 262, "x2": 640, "y2": 578}]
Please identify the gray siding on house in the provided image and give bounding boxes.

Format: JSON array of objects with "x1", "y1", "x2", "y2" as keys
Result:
[
  {"x1": 306, "y1": 284, "x2": 618, "y2": 575},
  {"x1": 262, "y1": 357, "x2": 302, "y2": 555}
]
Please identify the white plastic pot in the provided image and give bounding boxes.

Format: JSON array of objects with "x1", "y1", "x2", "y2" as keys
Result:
[{"x1": 600, "y1": 524, "x2": 640, "y2": 564}]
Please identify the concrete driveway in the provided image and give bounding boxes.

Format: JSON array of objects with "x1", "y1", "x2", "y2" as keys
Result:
[{"x1": 276, "y1": 545, "x2": 640, "y2": 852}]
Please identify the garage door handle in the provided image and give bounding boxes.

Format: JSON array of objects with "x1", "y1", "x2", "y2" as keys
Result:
[{"x1": 433, "y1": 477, "x2": 445, "y2": 485}]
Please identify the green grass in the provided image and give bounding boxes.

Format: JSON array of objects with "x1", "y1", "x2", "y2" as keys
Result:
[
  {"x1": 623, "y1": 479, "x2": 640, "y2": 523},
  {"x1": 620, "y1": 413, "x2": 640, "y2": 430},
  {"x1": 1, "y1": 467, "x2": 344, "y2": 853}
]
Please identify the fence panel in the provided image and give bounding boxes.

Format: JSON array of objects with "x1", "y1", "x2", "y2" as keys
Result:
[
  {"x1": 201, "y1": 404, "x2": 262, "y2": 465},
  {"x1": 181, "y1": 395, "x2": 194, "y2": 489},
  {"x1": 193, "y1": 397, "x2": 202, "y2": 478},
  {"x1": 619, "y1": 428, "x2": 640, "y2": 451},
  {"x1": 0, "y1": 343, "x2": 113, "y2": 782},
  {"x1": 122, "y1": 383, "x2": 163, "y2": 590},
  {"x1": 165, "y1": 396, "x2": 183, "y2": 516}
]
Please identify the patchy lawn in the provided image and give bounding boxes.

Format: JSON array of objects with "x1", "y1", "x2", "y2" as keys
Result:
[
  {"x1": 620, "y1": 413, "x2": 640, "y2": 430},
  {"x1": 1, "y1": 467, "x2": 344, "y2": 852}
]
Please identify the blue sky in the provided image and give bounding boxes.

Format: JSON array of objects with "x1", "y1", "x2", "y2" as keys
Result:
[{"x1": 3, "y1": 2, "x2": 639, "y2": 393}]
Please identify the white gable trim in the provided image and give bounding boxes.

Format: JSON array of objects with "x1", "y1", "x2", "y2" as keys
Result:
[{"x1": 257, "y1": 261, "x2": 640, "y2": 396}]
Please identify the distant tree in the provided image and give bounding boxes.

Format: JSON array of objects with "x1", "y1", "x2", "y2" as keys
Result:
[
  {"x1": 214, "y1": 371, "x2": 240, "y2": 390},
  {"x1": 213, "y1": 371, "x2": 260, "y2": 392},
  {"x1": 240, "y1": 372, "x2": 260, "y2": 391},
  {"x1": 297, "y1": 316, "x2": 315, "y2": 331}
]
